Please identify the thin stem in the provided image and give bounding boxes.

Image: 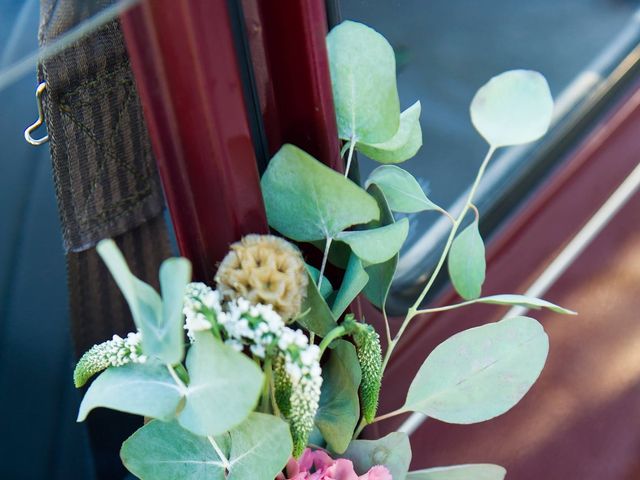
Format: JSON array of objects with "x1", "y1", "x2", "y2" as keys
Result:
[
  {"x1": 344, "y1": 137, "x2": 356, "y2": 178},
  {"x1": 415, "y1": 299, "x2": 478, "y2": 315},
  {"x1": 380, "y1": 146, "x2": 496, "y2": 374},
  {"x1": 166, "y1": 364, "x2": 188, "y2": 395},
  {"x1": 260, "y1": 357, "x2": 273, "y2": 413},
  {"x1": 319, "y1": 325, "x2": 348, "y2": 356},
  {"x1": 317, "y1": 237, "x2": 333, "y2": 291},
  {"x1": 372, "y1": 408, "x2": 406, "y2": 424},
  {"x1": 382, "y1": 307, "x2": 392, "y2": 348},
  {"x1": 353, "y1": 417, "x2": 367, "y2": 439},
  {"x1": 208, "y1": 436, "x2": 231, "y2": 470}
]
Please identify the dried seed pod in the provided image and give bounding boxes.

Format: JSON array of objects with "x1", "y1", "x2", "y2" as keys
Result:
[
  {"x1": 215, "y1": 234, "x2": 308, "y2": 323},
  {"x1": 354, "y1": 324, "x2": 382, "y2": 423}
]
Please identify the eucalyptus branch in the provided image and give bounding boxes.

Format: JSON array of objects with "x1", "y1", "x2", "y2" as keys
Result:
[
  {"x1": 381, "y1": 146, "x2": 496, "y2": 373},
  {"x1": 318, "y1": 138, "x2": 357, "y2": 291}
]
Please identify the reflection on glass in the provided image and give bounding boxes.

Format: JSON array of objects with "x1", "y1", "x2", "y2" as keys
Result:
[{"x1": 341, "y1": 0, "x2": 640, "y2": 291}]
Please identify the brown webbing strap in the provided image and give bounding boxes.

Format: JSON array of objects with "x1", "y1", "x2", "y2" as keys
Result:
[
  {"x1": 39, "y1": 1, "x2": 172, "y2": 477},
  {"x1": 38, "y1": 2, "x2": 171, "y2": 350}
]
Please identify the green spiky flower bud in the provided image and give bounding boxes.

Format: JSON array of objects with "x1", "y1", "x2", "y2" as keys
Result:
[
  {"x1": 273, "y1": 355, "x2": 292, "y2": 417},
  {"x1": 354, "y1": 324, "x2": 382, "y2": 423},
  {"x1": 73, "y1": 332, "x2": 146, "y2": 388}
]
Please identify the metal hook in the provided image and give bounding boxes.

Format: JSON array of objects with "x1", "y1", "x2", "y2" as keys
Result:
[{"x1": 24, "y1": 82, "x2": 49, "y2": 146}]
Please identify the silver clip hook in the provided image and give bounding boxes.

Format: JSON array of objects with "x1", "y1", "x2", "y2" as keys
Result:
[{"x1": 24, "y1": 82, "x2": 49, "y2": 146}]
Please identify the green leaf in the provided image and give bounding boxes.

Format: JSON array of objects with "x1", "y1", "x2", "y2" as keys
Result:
[
  {"x1": 448, "y1": 220, "x2": 485, "y2": 300},
  {"x1": 306, "y1": 264, "x2": 334, "y2": 299},
  {"x1": 299, "y1": 269, "x2": 339, "y2": 337},
  {"x1": 77, "y1": 363, "x2": 182, "y2": 421},
  {"x1": 365, "y1": 165, "x2": 442, "y2": 213},
  {"x1": 356, "y1": 101, "x2": 422, "y2": 164},
  {"x1": 96, "y1": 239, "x2": 190, "y2": 364},
  {"x1": 403, "y1": 316, "x2": 549, "y2": 424},
  {"x1": 159, "y1": 257, "x2": 192, "y2": 364},
  {"x1": 337, "y1": 218, "x2": 409, "y2": 265},
  {"x1": 121, "y1": 420, "x2": 228, "y2": 480},
  {"x1": 121, "y1": 414, "x2": 292, "y2": 480},
  {"x1": 227, "y1": 413, "x2": 293, "y2": 480},
  {"x1": 477, "y1": 294, "x2": 576, "y2": 315},
  {"x1": 331, "y1": 254, "x2": 369, "y2": 318},
  {"x1": 261, "y1": 144, "x2": 379, "y2": 242},
  {"x1": 97, "y1": 239, "x2": 167, "y2": 358},
  {"x1": 327, "y1": 21, "x2": 400, "y2": 143},
  {"x1": 179, "y1": 333, "x2": 263, "y2": 436},
  {"x1": 407, "y1": 464, "x2": 506, "y2": 480},
  {"x1": 363, "y1": 184, "x2": 397, "y2": 309},
  {"x1": 315, "y1": 340, "x2": 362, "y2": 453},
  {"x1": 343, "y1": 432, "x2": 411, "y2": 479},
  {"x1": 471, "y1": 70, "x2": 553, "y2": 147}
]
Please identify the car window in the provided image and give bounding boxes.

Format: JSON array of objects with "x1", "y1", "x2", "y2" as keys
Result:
[{"x1": 339, "y1": 0, "x2": 640, "y2": 299}]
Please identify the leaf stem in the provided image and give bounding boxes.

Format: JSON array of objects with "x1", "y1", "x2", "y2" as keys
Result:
[
  {"x1": 380, "y1": 146, "x2": 496, "y2": 374},
  {"x1": 344, "y1": 137, "x2": 357, "y2": 178},
  {"x1": 318, "y1": 325, "x2": 348, "y2": 356},
  {"x1": 372, "y1": 408, "x2": 406, "y2": 423},
  {"x1": 166, "y1": 363, "x2": 188, "y2": 395},
  {"x1": 382, "y1": 307, "x2": 392, "y2": 348},
  {"x1": 260, "y1": 357, "x2": 273, "y2": 413},
  {"x1": 353, "y1": 417, "x2": 367, "y2": 438},
  {"x1": 317, "y1": 237, "x2": 333, "y2": 292},
  {"x1": 208, "y1": 435, "x2": 231, "y2": 470}
]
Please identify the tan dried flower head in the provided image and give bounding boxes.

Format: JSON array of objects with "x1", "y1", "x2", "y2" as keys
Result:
[{"x1": 215, "y1": 234, "x2": 308, "y2": 322}]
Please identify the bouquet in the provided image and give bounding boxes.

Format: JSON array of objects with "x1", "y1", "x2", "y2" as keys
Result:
[{"x1": 73, "y1": 21, "x2": 574, "y2": 479}]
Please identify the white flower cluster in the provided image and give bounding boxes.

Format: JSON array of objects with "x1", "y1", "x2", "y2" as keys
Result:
[
  {"x1": 183, "y1": 282, "x2": 322, "y2": 454},
  {"x1": 73, "y1": 332, "x2": 146, "y2": 387},
  {"x1": 183, "y1": 282, "x2": 220, "y2": 340}
]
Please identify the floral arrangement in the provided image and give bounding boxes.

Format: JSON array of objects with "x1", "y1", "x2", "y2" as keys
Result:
[{"x1": 73, "y1": 21, "x2": 575, "y2": 479}]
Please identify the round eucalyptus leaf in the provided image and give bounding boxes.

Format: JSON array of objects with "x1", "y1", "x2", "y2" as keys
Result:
[
  {"x1": 121, "y1": 420, "x2": 228, "y2": 480},
  {"x1": 299, "y1": 269, "x2": 339, "y2": 337},
  {"x1": 478, "y1": 294, "x2": 576, "y2": 315},
  {"x1": 159, "y1": 257, "x2": 192, "y2": 364},
  {"x1": 178, "y1": 333, "x2": 263, "y2": 436},
  {"x1": 227, "y1": 413, "x2": 293, "y2": 480},
  {"x1": 77, "y1": 363, "x2": 183, "y2": 422},
  {"x1": 403, "y1": 317, "x2": 549, "y2": 424},
  {"x1": 356, "y1": 101, "x2": 423, "y2": 164},
  {"x1": 407, "y1": 464, "x2": 506, "y2": 480},
  {"x1": 448, "y1": 220, "x2": 485, "y2": 300},
  {"x1": 331, "y1": 254, "x2": 369, "y2": 319},
  {"x1": 342, "y1": 431, "x2": 411, "y2": 479},
  {"x1": 327, "y1": 21, "x2": 400, "y2": 143},
  {"x1": 261, "y1": 144, "x2": 379, "y2": 242},
  {"x1": 315, "y1": 340, "x2": 362, "y2": 454},
  {"x1": 337, "y1": 217, "x2": 409, "y2": 265},
  {"x1": 121, "y1": 414, "x2": 292, "y2": 480},
  {"x1": 470, "y1": 69, "x2": 553, "y2": 147},
  {"x1": 363, "y1": 184, "x2": 397, "y2": 309},
  {"x1": 365, "y1": 164, "x2": 441, "y2": 213}
]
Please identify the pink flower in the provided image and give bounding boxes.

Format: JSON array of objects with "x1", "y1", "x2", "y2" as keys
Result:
[{"x1": 276, "y1": 449, "x2": 392, "y2": 480}]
